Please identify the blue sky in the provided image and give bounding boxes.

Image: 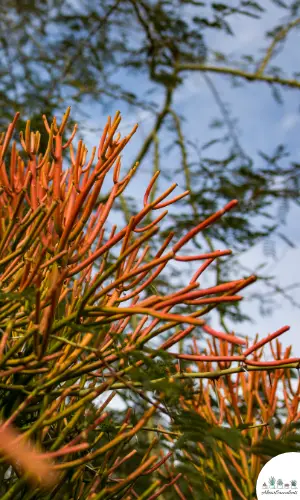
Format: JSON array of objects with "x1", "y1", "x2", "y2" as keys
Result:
[{"x1": 71, "y1": 2, "x2": 300, "y2": 357}]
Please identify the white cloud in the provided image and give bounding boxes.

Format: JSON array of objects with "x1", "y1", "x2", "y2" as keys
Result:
[{"x1": 281, "y1": 113, "x2": 300, "y2": 132}]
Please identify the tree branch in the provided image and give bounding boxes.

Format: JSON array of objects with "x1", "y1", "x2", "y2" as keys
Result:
[
  {"x1": 256, "y1": 17, "x2": 300, "y2": 76},
  {"x1": 129, "y1": 87, "x2": 173, "y2": 174},
  {"x1": 109, "y1": 362, "x2": 300, "y2": 388},
  {"x1": 177, "y1": 63, "x2": 300, "y2": 89}
]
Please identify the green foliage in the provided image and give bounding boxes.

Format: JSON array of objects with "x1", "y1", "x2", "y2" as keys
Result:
[
  {"x1": 173, "y1": 409, "x2": 242, "y2": 452},
  {"x1": 252, "y1": 422, "x2": 300, "y2": 457}
]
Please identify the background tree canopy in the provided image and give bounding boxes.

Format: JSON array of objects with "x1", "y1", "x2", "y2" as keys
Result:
[{"x1": 1, "y1": 0, "x2": 300, "y2": 346}]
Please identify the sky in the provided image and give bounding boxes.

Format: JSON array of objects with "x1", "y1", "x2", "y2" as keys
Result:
[
  {"x1": 73, "y1": 2, "x2": 300, "y2": 358},
  {"x1": 200, "y1": 5, "x2": 300, "y2": 355}
]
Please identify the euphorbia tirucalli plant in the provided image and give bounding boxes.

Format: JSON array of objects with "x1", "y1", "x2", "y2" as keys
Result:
[
  {"x1": 0, "y1": 108, "x2": 298, "y2": 499},
  {"x1": 175, "y1": 337, "x2": 300, "y2": 498}
]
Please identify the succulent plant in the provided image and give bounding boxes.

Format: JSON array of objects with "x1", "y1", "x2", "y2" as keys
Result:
[{"x1": 0, "y1": 109, "x2": 298, "y2": 498}]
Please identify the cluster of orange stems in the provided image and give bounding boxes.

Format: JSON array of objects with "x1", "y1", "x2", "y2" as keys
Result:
[{"x1": 0, "y1": 108, "x2": 298, "y2": 498}]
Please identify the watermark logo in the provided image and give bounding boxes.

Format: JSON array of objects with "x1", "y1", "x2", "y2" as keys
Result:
[{"x1": 257, "y1": 453, "x2": 300, "y2": 498}]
